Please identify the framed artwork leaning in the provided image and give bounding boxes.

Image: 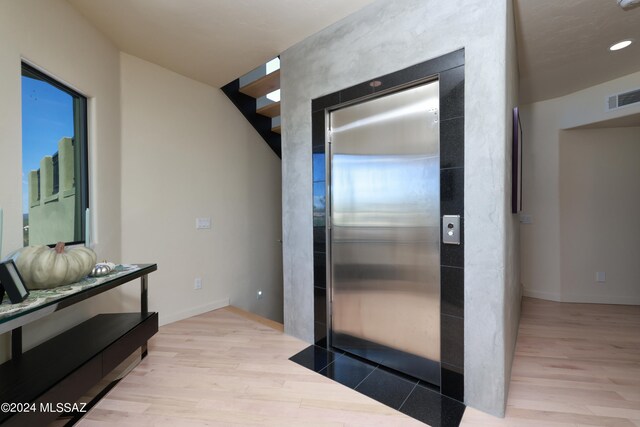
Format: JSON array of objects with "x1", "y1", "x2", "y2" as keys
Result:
[{"x1": 0, "y1": 259, "x2": 30, "y2": 304}]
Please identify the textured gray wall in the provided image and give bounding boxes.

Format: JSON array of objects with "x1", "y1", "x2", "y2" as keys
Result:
[
  {"x1": 503, "y1": 0, "x2": 523, "y2": 413},
  {"x1": 281, "y1": 0, "x2": 518, "y2": 416}
]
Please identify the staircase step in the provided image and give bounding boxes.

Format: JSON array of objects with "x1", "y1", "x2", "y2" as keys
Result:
[
  {"x1": 239, "y1": 70, "x2": 280, "y2": 99},
  {"x1": 272, "y1": 125, "x2": 281, "y2": 134},
  {"x1": 256, "y1": 101, "x2": 280, "y2": 118}
]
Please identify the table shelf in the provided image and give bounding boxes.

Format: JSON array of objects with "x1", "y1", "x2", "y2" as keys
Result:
[
  {"x1": 0, "y1": 313, "x2": 157, "y2": 426},
  {"x1": 0, "y1": 263, "x2": 158, "y2": 426}
]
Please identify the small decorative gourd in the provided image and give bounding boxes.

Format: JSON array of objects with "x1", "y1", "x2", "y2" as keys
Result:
[{"x1": 14, "y1": 242, "x2": 97, "y2": 289}]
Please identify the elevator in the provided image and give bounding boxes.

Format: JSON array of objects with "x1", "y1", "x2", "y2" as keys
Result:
[{"x1": 329, "y1": 80, "x2": 441, "y2": 385}]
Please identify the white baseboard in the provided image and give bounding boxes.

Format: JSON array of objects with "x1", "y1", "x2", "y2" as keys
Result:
[
  {"x1": 522, "y1": 287, "x2": 563, "y2": 302},
  {"x1": 559, "y1": 293, "x2": 640, "y2": 305},
  {"x1": 159, "y1": 297, "x2": 230, "y2": 326},
  {"x1": 523, "y1": 287, "x2": 640, "y2": 305}
]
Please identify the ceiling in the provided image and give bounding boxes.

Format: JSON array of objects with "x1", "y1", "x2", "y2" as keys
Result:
[
  {"x1": 67, "y1": 0, "x2": 640, "y2": 103},
  {"x1": 66, "y1": 0, "x2": 376, "y2": 88},
  {"x1": 515, "y1": 0, "x2": 640, "y2": 103}
]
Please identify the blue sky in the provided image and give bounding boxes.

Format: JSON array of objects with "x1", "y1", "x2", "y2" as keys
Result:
[{"x1": 22, "y1": 76, "x2": 74, "y2": 214}]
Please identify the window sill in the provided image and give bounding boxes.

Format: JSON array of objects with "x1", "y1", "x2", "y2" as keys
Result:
[{"x1": 44, "y1": 194, "x2": 59, "y2": 204}]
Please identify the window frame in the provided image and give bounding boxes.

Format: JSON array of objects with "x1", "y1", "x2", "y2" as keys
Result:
[{"x1": 21, "y1": 62, "x2": 89, "y2": 247}]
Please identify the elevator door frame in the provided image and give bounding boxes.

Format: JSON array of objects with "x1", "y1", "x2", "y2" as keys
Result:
[{"x1": 311, "y1": 48, "x2": 465, "y2": 401}]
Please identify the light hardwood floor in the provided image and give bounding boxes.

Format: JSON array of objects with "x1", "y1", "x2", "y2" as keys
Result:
[
  {"x1": 462, "y1": 298, "x2": 640, "y2": 427},
  {"x1": 80, "y1": 298, "x2": 640, "y2": 426},
  {"x1": 79, "y1": 307, "x2": 423, "y2": 426}
]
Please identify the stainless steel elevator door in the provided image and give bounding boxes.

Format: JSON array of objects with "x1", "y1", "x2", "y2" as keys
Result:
[{"x1": 329, "y1": 81, "x2": 440, "y2": 385}]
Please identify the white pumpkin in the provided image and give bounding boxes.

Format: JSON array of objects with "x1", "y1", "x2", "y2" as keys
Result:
[{"x1": 14, "y1": 243, "x2": 97, "y2": 289}]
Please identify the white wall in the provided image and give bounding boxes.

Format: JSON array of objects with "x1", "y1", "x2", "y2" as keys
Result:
[
  {"x1": 520, "y1": 71, "x2": 640, "y2": 303},
  {"x1": 0, "y1": 0, "x2": 284, "y2": 365},
  {"x1": 119, "y1": 53, "x2": 283, "y2": 325},
  {"x1": 0, "y1": 0, "x2": 122, "y2": 362},
  {"x1": 281, "y1": 0, "x2": 519, "y2": 416},
  {"x1": 559, "y1": 127, "x2": 640, "y2": 303}
]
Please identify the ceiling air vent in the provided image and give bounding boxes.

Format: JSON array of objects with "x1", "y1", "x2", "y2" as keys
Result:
[{"x1": 607, "y1": 88, "x2": 640, "y2": 111}]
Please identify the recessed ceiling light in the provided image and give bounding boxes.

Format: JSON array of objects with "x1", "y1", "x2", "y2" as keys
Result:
[{"x1": 609, "y1": 40, "x2": 633, "y2": 51}]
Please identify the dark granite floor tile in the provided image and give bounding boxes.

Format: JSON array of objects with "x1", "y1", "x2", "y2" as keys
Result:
[
  {"x1": 319, "y1": 354, "x2": 376, "y2": 389},
  {"x1": 289, "y1": 345, "x2": 341, "y2": 372},
  {"x1": 355, "y1": 367, "x2": 417, "y2": 410},
  {"x1": 418, "y1": 379, "x2": 441, "y2": 393},
  {"x1": 400, "y1": 383, "x2": 466, "y2": 427},
  {"x1": 291, "y1": 346, "x2": 466, "y2": 426}
]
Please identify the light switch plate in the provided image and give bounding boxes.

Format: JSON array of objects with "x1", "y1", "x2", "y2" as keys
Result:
[
  {"x1": 196, "y1": 217, "x2": 211, "y2": 229},
  {"x1": 519, "y1": 214, "x2": 533, "y2": 224}
]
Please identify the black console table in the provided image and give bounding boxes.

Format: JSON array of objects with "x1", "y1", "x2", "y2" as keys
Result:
[{"x1": 0, "y1": 263, "x2": 158, "y2": 426}]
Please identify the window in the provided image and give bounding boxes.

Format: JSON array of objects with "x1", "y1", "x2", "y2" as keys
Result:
[{"x1": 21, "y1": 63, "x2": 88, "y2": 247}]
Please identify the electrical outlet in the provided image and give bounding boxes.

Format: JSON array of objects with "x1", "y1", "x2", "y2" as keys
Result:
[
  {"x1": 194, "y1": 277, "x2": 202, "y2": 290},
  {"x1": 257, "y1": 290, "x2": 263, "y2": 300},
  {"x1": 596, "y1": 272, "x2": 606, "y2": 283}
]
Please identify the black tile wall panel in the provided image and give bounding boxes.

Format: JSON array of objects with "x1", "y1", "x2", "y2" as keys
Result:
[
  {"x1": 372, "y1": 49, "x2": 464, "y2": 94},
  {"x1": 313, "y1": 226, "x2": 326, "y2": 253},
  {"x1": 339, "y1": 82, "x2": 375, "y2": 105},
  {"x1": 312, "y1": 153, "x2": 326, "y2": 181},
  {"x1": 312, "y1": 110, "x2": 326, "y2": 149},
  {"x1": 441, "y1": 168, "x2": 464, "y2": 217},
  {"x1": 314, "y1": 286, "x2": 326, "y2": 325},
  {"x1": 313, "y1": 252, "x2": 326, "y2": 288},
  {"x1": 441, "y1": 266, "x2": 464, "y2": 318},
  {"x1": 313, "y1": 181, "x2": 326, "y2": 228},
  {"x1": 312, "y1": 106, "x2": 327, "y2": 346},
  {"x1": 441, "y1": 363, "x2": 464, "y2": 402},
  {"x1": 440, "y1": 117, "x2": 465, "y2": 169},
  {"x1": 312, "y1": 92, "x2": 340, "y2": 113},
  {"x1": 314, "y1": 322, "x2": 327, "y2": 347},
  {"x1": 441, "y1": 314, "x2": 464, "y2": 369},
  {"x1": 439, "y1": 66, "x2": 465, "y2": 120}
]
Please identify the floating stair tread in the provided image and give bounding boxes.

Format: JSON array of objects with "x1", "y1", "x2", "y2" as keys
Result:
[
  {"x1": 239, "y1": 70, "x2": 280, "y2": 99},
  {"x1": 256, "y1": 101, "x2": 280, "y2": 118},
  {"x1": 271, "y1": 125, "x2": 281, "y2": 134}
]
